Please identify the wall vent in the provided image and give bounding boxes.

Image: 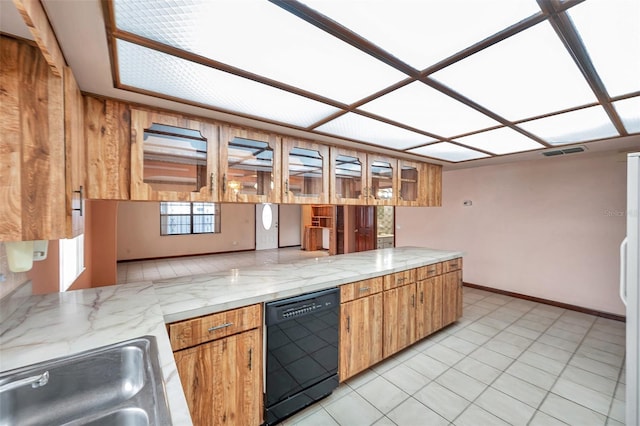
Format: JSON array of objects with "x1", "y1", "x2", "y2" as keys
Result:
[{"x1": 542, "y1": 146, "x2": 586, "y2": 157}]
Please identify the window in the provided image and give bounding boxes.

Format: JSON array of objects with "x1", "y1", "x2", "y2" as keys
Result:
[
  {"x1": 59, "y1": 234, "x2": 85, "y2": 292},
  {"x1": 160, "y1": 202, "x2": 220, "y2": 235}
]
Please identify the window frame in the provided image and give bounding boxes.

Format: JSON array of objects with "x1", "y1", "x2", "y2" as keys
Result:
[{"x1": 159, "y1": 202, "x2": 221, "y2": 236}]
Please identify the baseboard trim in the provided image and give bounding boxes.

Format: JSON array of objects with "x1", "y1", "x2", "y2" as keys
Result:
[{"x1": 463, "y1": 282, "x2": 626, "y2": 323}]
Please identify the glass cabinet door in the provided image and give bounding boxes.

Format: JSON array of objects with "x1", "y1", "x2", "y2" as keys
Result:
[
  {"x1": 219, "y1": 126, "x2": 281, "y2": 203},
  {"x1": 367, "y1": 155, "x2": 397, "y2": 206},
  {"x1": 130, "y1": 109, "x2": 218, "y2": 201},
  {"x1": 330, "y1": 148, "x2": 367, "y2": 205},
  {"x1": 397, "y1": 160, "x2": 422, "y2": 206},
  {"x1": 282, "y1": 138, "x2": 329, "y2": 204}
]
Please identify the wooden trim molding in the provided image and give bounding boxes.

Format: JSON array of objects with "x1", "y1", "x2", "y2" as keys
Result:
[
  {"x1": 13, "y1": 0, "x2": 65, "y2": 76},
  {"x1": 463, "y1": 282, "x2": 626, "y2": 322}
]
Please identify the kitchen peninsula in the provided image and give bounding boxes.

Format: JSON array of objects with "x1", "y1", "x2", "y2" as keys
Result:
[{"x1": 0, "y1": 247, "x2": 463, "y2": 425}]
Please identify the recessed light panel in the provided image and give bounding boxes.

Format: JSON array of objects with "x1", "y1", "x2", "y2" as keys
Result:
[
  {"x1": 116, "y1": 39, "x2": 339, "y2": 128},
  {"x1": 315, "y1": 113, "x2": 437, "y2": 150},
  {"x1": 454, "y1": 127, "x2": 544, "y2": 155},
  {"x1": 359, "y1": 81, "x2": 500, "y2": 138},
  {"x1": 568, "y1": 0, "x2": 640, "y2": 97},
  {"x1": 518, "y1": 105, "x2": 619, "y2": 145},
  {"x1": 613, "y1": 97, "x2": 640, "y2": 134},
  {"x1": 300, "y1": 0, "x2": 540, "y2": 70},
  {"x1": 431, "y1": 21, "x2": 597, "y2": 121},
  {"x1": 408, "y1": 142, "x2": 489, "y2": 162},
  {"x1": 113, "y1": 0, "x2": 406, "y2": 104}
]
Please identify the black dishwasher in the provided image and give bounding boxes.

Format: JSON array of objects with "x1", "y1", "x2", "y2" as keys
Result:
[{"x1": 264, "y1": 288, "x2": 339, "y2": 425}]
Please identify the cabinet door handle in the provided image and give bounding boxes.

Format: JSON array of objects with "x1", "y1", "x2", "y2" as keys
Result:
[
  {"x1": 248, "y1": 348, "x2": 253, "y2": 370},
  {"x1": 208, "y1": 322, "x2": 233, "y2": 332},
  {"x1": 285, "y1": 179, "x2": 289, "y2": 194},
  {"x1": 222, "y1": 173, "x2": 227, "y2": 193},
  {"x1": 358, "y1": 287, "x2": 370, "y2": 293},
  {"x1": 420, "y1": 291, "x2": 424, "y2": 304},
  {"x1": 210, "y1": 172, "x2": 215, "y2": 190},
  {"x1": 346, "y1": 316, "x2": 350, "y2": 332},
  {"x1": 72, "y1": 186, "x2": 84, "y2": 217},
  {"x1": 411, "y1": 295, "x2": 415, "y2": 307}
]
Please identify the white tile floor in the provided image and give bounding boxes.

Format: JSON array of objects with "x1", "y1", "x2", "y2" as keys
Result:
[{"x1": 118, "y1": 249, "x2": 626, "y2": 426}]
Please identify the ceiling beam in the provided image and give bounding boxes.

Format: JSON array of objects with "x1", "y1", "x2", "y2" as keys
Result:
[{"x1": 538, "y1": 0, "x2": 627, "y2": 136}]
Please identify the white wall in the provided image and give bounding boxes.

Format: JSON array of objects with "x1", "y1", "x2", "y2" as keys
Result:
[
  {"x1": 117, "y1": 202, "x2": 255, "y2": 260},
  {"x1": 279, "y1": 204, "x2": 302, "y2": 247},
  {"x1": 397, "y1": 151, "x2": 627, "y2": 316}
]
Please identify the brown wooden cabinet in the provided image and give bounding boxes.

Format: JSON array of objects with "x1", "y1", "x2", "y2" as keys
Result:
[
  {"x1": 1, "y1": 36, "x2": 65, "y2": 241},
  {"x1": 442, "y1": 261, "x2": 463, "y2": 327},
  {"x1": 170, "y1": 304, "x2": 262, "y2": 426},
  {"x1": 84, "y1": 96, "x2": 131, "y2": 200},
  {"x1": 63, "y1": 66, "x2": 85, "y2": 238},
  {"x1": 383, "y1": 281, "x2": 417, "y2": 357},
  {"x1": 397, "y1": 160, "x2": 424, "y2": 207},
  {"x1": 130, "y1": 109, "x2": 219, "y2": 201},
  {"x1": 329, "y1": 147, "x2": 368, "y2": 205},
  {"x1": 219, "y1": 125, "x2": 281, "y2": 203},
  {"x1": 281, "y1": 137, "x2": 329, "y2": 204},
  {"x1": 366, "y1": 154, "x2": 398, "y2": 206},
  {"x1": 416, "y1": 275, "x2": 443, "y2": 340},
  {"x1": 339, "y1": 291, "x2": 383, "y2": 381},
  {"x1": 425, "y1": 163, "x2": 443, "y2": 207}
]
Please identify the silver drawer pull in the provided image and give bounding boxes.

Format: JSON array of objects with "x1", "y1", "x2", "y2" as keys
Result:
[
  {"x1": 208, "y1": 322, "x2": 233, "y2": 332},
  {"x1": 358, "y1": 287, "x2": 371, "y2": 292},
  {"x1": 397, "y1": 277, "x2": 405, "y2": 284}
]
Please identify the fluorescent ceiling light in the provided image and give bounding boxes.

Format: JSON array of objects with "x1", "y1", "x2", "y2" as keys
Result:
[
  {"x1": 613, "y1": 97, "x2": 640, "y2": 134},
  {"x1": 568, "y1": 0, "x2": 640, "y2": 97},
  {"x1": 518, "y1": 105, "x2": 619, "y2": 145},
  {"x1": 116, "y1": 39, "x2": 339, "y2": 128},
  {"x1": 408, "y1": 142, "x2": 489, "y2": 162},
  {"x1": 113, "y1": 0, "x2": 405, "y2": 104},
  {"x1": 431, "y1": 21, "x2": 597, "y2": 120},
  {"x1": 454, "y1": 127, "x2": 544, "y2": 155},
  {"x1": 300, "y1": 0, "x2": 540, "y2": 70},
  {"x1": 315, "y1": 113, "x2": 437, "y2": 150},
  {"x1": 359, "y1": 81, "x2": 500, "y2": 138}
]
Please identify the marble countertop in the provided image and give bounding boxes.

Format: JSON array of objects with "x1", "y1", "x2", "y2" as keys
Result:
[{"x1": 0, "y1": 246, "x2": 461, "y2": 425}]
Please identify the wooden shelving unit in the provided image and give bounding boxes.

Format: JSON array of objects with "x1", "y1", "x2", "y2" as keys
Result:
[{"x1": 304, "y1": 205, "x2": 337, "y2": 254}]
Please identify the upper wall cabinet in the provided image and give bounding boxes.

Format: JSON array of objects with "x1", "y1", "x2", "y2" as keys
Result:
[
  {"x1": 130, "y1": 109, "x2": 219, "y2": 201},
  {"x1": 425, "y1": 163, "x2": 443, "y2": 207},
  {"x1": 219, "y1": 125, "x2": 281, "y2": 203},
  {"x1": 0, "y1": 36, "x2": 66, "y2": 241},
  {"x1": 366, "y1": 154, "x2": 398, "y2": 206},
  {"x1": 63, "y1": 66, "x2": 86, "y2": 238},
  {"x1": 396, "y1": 160, "x2": 423, "y2": 207},
  {"x1": 281, "y1": 137, "x2": 329, "y2": 204},
  {"x1": 329, "y1": 147, "x2": 368, "y2": 205},
  {"x1": 84, "y1": 96, "x2": 131, "y2": 200}
]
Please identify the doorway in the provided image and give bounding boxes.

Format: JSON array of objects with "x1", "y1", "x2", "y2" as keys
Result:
[
  {"x1": 256, "y1": 203, "x2": 278, "y2": 250},
  {"x1": 355, "y1": 206, "x2": 376, "y2": 252}
]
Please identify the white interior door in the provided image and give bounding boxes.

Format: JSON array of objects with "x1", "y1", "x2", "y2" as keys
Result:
[{"x1": 256, "y1": 204, "x2": 278, "y2": 250}]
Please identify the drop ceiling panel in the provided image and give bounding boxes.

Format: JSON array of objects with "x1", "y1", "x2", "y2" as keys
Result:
[
  {"x1": 454, "y1": 127, "x2": 544, "y2": 155},
  {"x1": 300, "y1": 0, "x2": 541, "y2": 70},
  {"x1": 113, "y1": 0, "x2": 406, "y2": 104},
  {"x1": 518, "y1": 105, "x2": 619, "y2": 145},
  {"x1": 116, "y1": 39, "x2": 340, "y2": 128},
  {"x1": 568, "y1": 0, "x2": 640, "y2": 97},
  {"x1": 315, "y1": 112, "x2": 437, "y2": 150},
  {"x1": 408, "y1": 142, "x2": 489, "y2": 162},
  {"x1": 431, "y1": 21, "x2": 597, "y2": 121},
  {"x1": 614, "y1": 97, "x2": 640, "y2": 134},
  {"x1": 358, "y1": 81, "x2": 500, "y2": 138}
]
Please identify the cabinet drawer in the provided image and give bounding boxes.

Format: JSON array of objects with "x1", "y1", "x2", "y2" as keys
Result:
[
  {"x1": 416, "y1": 262, "x2": 442, "y2": 280},
  {"x1": 169, "y1": 304, "x2": 262, "y2": 351},
  {"x1": 443, "y1": 258, "x2": 462, "y2": 273},
  {"x1": 341, "y1": 277, "x2": 383, "y2": 303},
  {"x1": 383, "y1": 269, "x2": 416, "y2": 290}
]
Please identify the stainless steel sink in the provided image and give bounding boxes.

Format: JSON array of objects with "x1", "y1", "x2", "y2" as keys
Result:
[{"x1": 0, "y1": 336, "x2": 171, "y2": 426}]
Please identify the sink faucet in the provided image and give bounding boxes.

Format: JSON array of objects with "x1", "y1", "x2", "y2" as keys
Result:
[{"x1": 0, "y1": 371, "x2": 49, "y2": 393}]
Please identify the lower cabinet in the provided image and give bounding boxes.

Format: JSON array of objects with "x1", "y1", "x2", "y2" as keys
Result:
[
  {"x1": 339, "y1": 293, "x2": 383, "y2": 381},
  {"x1": 416, "y1": 275, "x2": 443, "y2": 340},
  {"x1": 443, "y1": 270, "x2": 463, "y2": 327},
  {"x1": 169, "y1": 305, "x2": 262, "y2": 426},
  {"x1": 383, "y1": 283, "x2": 416, "y2": 358}
]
